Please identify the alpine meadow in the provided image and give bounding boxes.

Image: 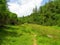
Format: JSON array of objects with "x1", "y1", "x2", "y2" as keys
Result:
[{"x1": 0, "y1": 0, "x2": 60, "y2": 45}]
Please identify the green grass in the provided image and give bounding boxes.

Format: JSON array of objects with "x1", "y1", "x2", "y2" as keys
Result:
[{"x1": 0, "y1": 24, "x2": 60, "y2": 45}]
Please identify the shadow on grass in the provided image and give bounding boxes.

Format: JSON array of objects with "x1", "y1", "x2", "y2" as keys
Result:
[{"x1": 0, "y1": 26, "x2": 18, "y2": 45}]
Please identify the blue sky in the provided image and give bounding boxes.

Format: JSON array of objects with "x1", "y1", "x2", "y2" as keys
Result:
[
  {"x1": 8, "y1": 0, "x2": 49, "y2": 17},
  {"x1": 42, "y1": 0, "x2": 49, "y2": 5}
]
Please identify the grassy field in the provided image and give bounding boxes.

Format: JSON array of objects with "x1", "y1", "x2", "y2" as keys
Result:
[{"x1": 0, "y1": 24, "x2": 60, "y2": 45}]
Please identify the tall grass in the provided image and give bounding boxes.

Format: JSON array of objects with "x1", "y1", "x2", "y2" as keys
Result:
[{"x1": 0, "y1": 24, "x2": 60, "y2": 45}]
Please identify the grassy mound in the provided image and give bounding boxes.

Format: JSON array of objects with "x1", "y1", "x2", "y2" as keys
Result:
[{"x1": 0, "y1": 24, "x2": 60, "y2": 45}]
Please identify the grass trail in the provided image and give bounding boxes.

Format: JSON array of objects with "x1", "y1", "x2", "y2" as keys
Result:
[{"x1": 33, "y1": 34, "x2": 37, "y2": 45}]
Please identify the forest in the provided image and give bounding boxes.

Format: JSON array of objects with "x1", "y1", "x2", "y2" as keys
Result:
[{"x1": 0, "y1": 0, "x2": 60, "y2": 45}]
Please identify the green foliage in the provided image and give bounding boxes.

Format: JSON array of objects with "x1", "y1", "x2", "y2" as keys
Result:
[
  {"x1": 0, "y1": 0, "x2": 18, "y2": 26},
  {"x1": 18, "y1": 0, "x2": 60, "y2": 26},
  {"x1": 38, "y1": 0, "x2": 60, "y2": 26},
  {"x1": 0, "y1": 24, "x2": 60, "y2": 45},
  {"x1": 0, "y1": 0, "x2": 7, "y2": 25},
  {"x1": 8, "y1": 12, "x2": 18, "y2": 25}
]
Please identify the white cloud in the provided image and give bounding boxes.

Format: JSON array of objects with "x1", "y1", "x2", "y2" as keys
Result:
[{"x1": 8, "y1": 0, "x2": 43, "y2": 17}]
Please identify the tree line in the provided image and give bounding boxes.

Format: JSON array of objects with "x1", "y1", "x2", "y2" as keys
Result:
[
  {"x1": 18, "y1": 0, "x2": 60, "y2": 26},
  {"x1": 0, "y1": 0, "x2": 18, "y2": 26},
  {"x1": 0, "y1": 0, "x2": 60, "y2": 26}
]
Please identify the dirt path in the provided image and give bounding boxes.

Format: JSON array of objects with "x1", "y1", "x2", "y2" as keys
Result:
[{"x1": 33, "y1": 34, "x2": 37, "y2": 45}]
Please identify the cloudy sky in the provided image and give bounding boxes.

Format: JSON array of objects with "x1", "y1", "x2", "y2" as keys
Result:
[{"x1": 8, "y1": 0, "x2": 48, "y2": 17}]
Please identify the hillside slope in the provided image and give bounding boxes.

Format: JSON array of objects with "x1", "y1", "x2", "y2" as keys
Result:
[{"x1": 0, "y1": 24, "x2": 60, "y2": 45}]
